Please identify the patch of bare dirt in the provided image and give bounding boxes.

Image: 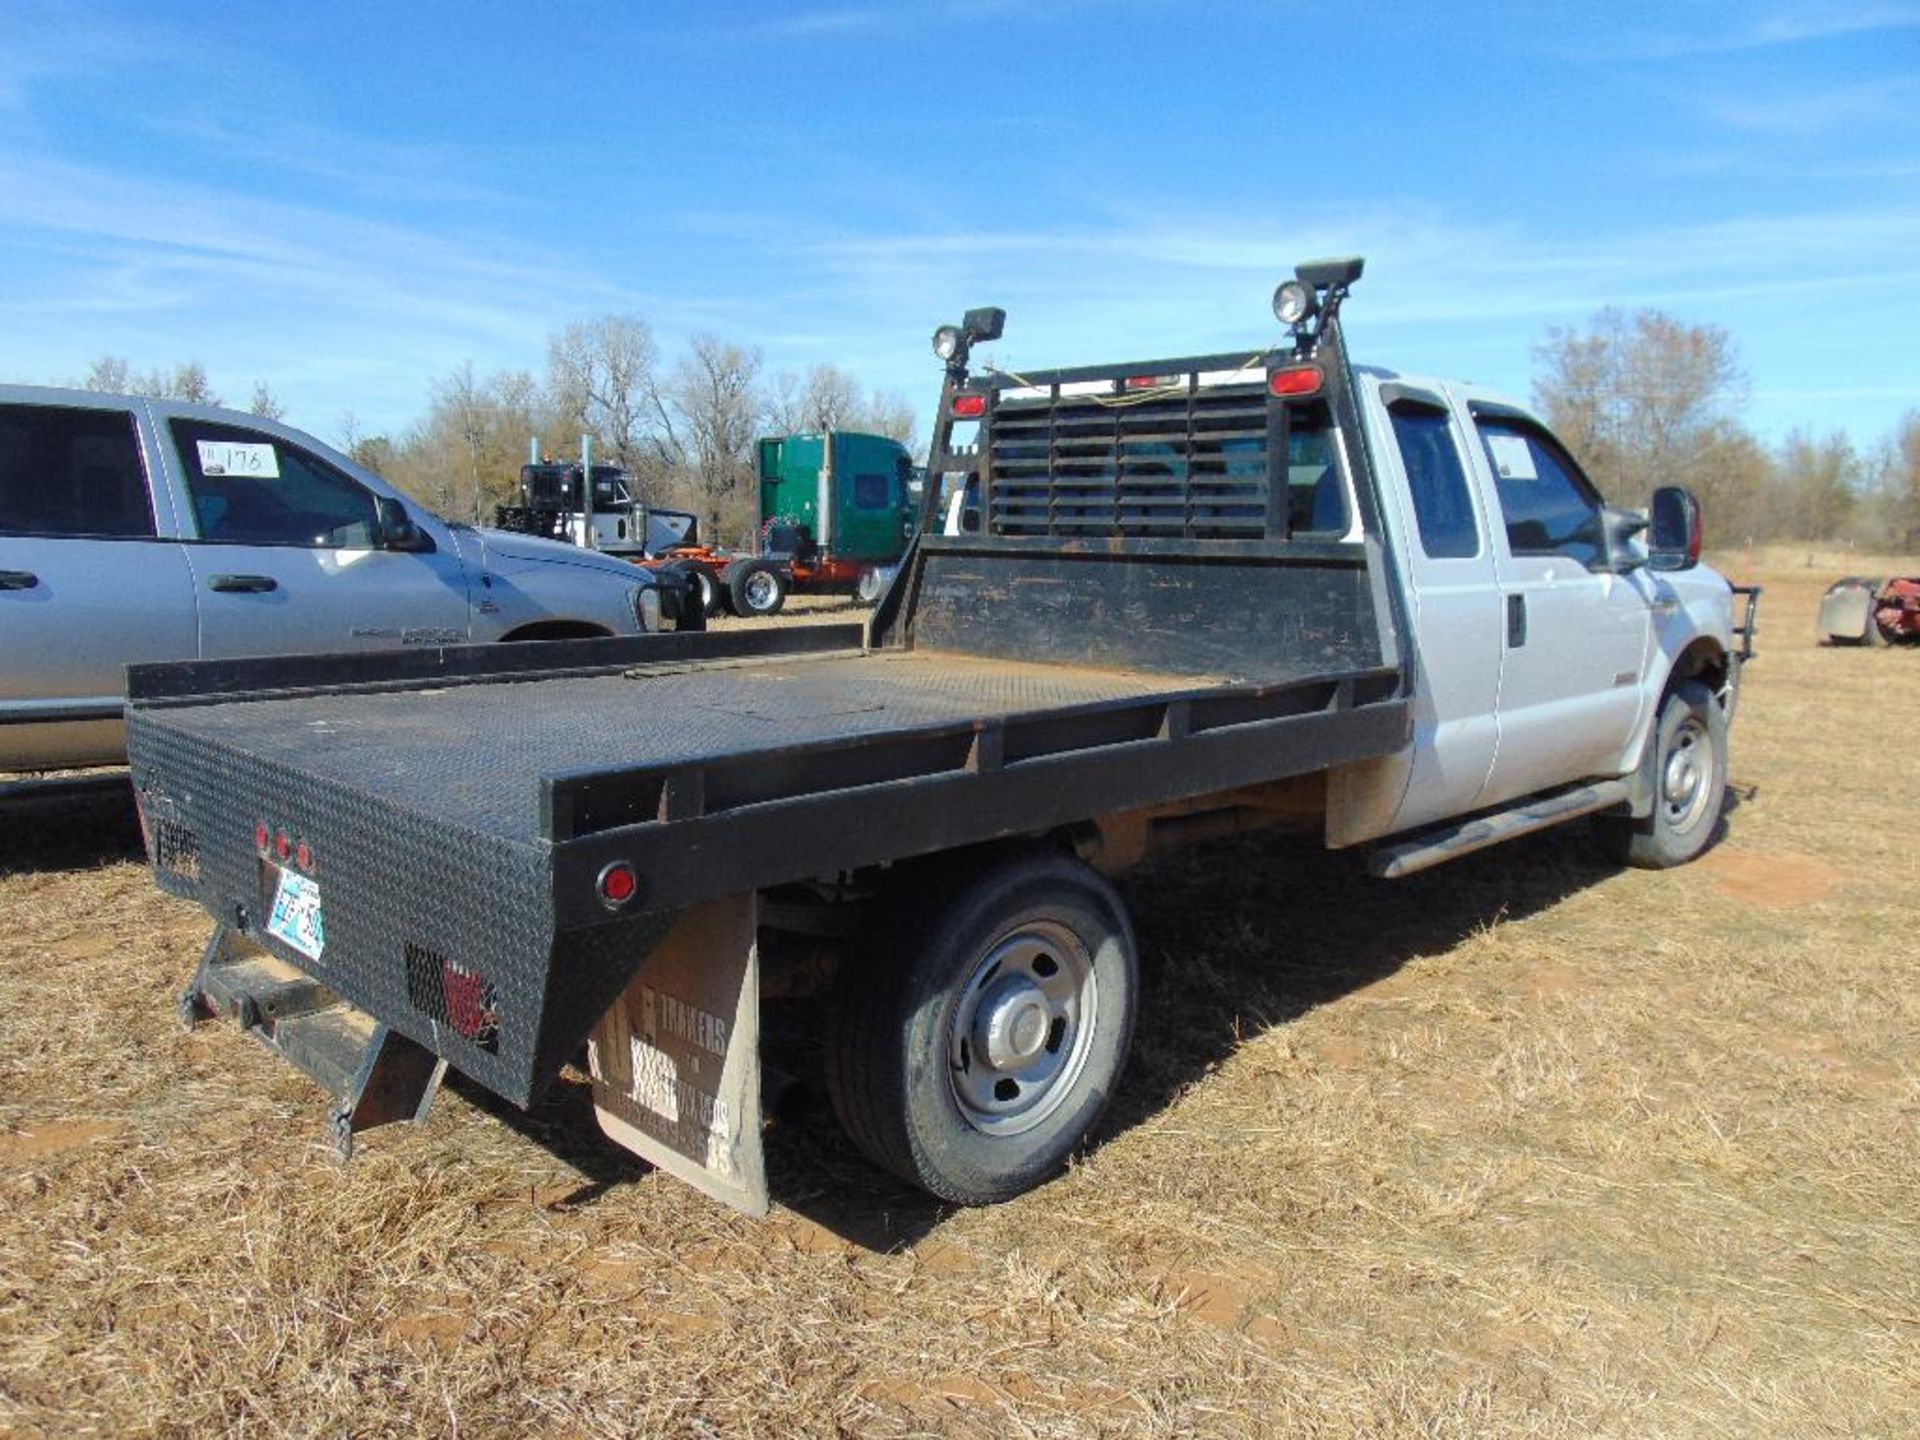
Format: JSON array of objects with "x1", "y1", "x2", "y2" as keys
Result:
[{"x1": 1698, "y1": 847, "x2": 1840, "y2": 907}]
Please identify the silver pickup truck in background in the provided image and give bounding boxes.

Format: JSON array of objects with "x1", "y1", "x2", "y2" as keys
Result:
[{"x1": 0, "y1": 387, "x2": 694, "y2": 771}]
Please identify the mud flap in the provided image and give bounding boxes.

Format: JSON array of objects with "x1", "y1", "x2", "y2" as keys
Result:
[{"x1": 586, "y1": 893, "x2": 767, "y2": 1216}]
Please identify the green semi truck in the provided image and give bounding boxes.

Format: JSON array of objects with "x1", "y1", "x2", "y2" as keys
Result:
[{"x1": 754, "y1": 430, "x2": 918, "y2": 609}]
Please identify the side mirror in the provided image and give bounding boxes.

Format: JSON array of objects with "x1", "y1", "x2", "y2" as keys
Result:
[
  {"x1": 377, "y1": 496, "x2": 434, "y2": 554},
  {"x1": 1600, "y1": 505, "x2": 1649, "y2": 574},
  {"x1": 1647, "y1": 486, "x2": 1702, "y2": 572}
]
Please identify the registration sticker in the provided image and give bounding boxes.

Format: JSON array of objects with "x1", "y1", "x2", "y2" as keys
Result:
[
  {"x1": 197, "y1": 439, "x2": 281, "y2": 479},
  {"x1": 266, "y1": 866, "x2": 325, "y2": 961}
]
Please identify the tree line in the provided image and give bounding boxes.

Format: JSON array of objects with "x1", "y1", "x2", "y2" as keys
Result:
[
  {"x1": 79, "y1": 318, "x2": 917, "y2": 545},
  {"x1": 74, "y1": 306, "x2": 1918, "y2": 553},
  {"x1": 1532, "y1": 309, "x2": 1919, "y2": 553}
]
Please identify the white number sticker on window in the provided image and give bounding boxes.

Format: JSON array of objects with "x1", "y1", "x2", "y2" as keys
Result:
[
  {"x1": 1485, "y1": 433, "x2": 1538, "y2": 482},
  {"x1": 196, "y1": 440, "x2": 281, "y2": 479}
]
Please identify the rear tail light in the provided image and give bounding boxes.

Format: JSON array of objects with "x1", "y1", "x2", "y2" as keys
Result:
[
  {"x1": 1123, "y1": 374, "x2": 1183, "y2": 391},
  {"x1": 950, "y1": 392, "x2": 987, "y2": 419}
]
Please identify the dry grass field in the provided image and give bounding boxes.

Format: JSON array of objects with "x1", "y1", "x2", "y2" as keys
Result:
[{"x1": 2, "y1": 552, "x2": 1916, "y2": 1438}]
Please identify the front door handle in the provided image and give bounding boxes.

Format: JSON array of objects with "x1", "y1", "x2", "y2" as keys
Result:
[
  {"x1": 0, "y1": 570, "x2": 39, "y2": 590},
  {"x1": 209, "y1": 573, "x2": 279, "y2": 593},
  {"x1": 1507, "y1": 593, "x2": 1527, "y2": 647}
]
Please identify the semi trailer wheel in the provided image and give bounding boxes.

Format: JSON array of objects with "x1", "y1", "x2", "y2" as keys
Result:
[
  {"x1": 729, "y1": 559, "x2": 788, "y2": 617},
  {"x1": 825, "y1": 852, "x2": 1138, "y2": 1205},
  {"x1": 1592, "y1": 679, "x2": 1727, "y2": 869}
]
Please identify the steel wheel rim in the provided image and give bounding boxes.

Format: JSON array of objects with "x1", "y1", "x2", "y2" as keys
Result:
[
  {"x1": 695, "y1": 572, "x2": 715, "y2": 612},
  {"x1": 1662, "y1": 716, "x2": 1714, "y2": 833},
  {"x1": 947, "y1": 920, "x2": 1098, "y2": 1137},
  {"x1": 744, "y1": 571, "x2": 777, "y2": 610}
]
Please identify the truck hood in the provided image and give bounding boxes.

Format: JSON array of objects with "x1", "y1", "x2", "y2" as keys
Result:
[{"x1": 456, "y1": 525, "x2": 653, "y2": 584}]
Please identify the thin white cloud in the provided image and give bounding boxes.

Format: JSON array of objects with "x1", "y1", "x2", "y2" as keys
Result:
[{"x1": 1612, "y1": 2, "x2": 1920, "y2": 59}]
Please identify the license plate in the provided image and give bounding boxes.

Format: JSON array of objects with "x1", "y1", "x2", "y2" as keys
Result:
[{"x1": 265, "y1": 866, "x2": 326, "y2": 961}]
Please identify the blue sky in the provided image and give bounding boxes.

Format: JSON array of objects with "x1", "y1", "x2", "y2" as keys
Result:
[{"x1": 1, "y1": 0, "x2": 1915, "y2": 453}]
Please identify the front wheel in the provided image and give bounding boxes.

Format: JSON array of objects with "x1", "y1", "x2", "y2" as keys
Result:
[
  {"x1": 825, "y1": 852, "x2": 1138, "y2": 1204},
  {"x1": 1592, "y1": 679, "x2": 1728, "y2": 869}
]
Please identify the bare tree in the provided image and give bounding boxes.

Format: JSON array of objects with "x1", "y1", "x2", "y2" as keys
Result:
[
  {"x1": 81, "y1": 356, "x2": 132, "y2": 392},
  {"x1": 798, "y1": 363, "x2": 864, "y2": 432},
  {"x1": 1533, "y1": 307, "x2": 1763, "y2": 531},
  {"x1": 78, "y1": 356, "x2": 222, "y2": 406},
  {"x1": 1534, "y1": 309, "x2": 1748, "y2": 492},
  {"x1": 764, "y1": 370, "x2": 808, "y2": 434},
  {"x1": 248, "y1": 382, "x2": 286, "y2": 421},
  {"x1": 863, "y1": 387, "x2": 919, "y2": 451},
  {"x1": 1773, "y1": 430, "x2": 1859, "y2": 543},
  {"x1": 546, "y1": 315, "x2": 674, "y2": 490},
  {"x1": 670, "y1": 334, "x2": 764, "y2": 536},
  {"x1": 160, "y1": 361, "x2": 220, "y2": 406}
]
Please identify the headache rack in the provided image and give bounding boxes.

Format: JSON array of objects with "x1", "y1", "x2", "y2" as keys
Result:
[{"x1": 984, "y1": 359, "x2": 1280, "y2": 541}]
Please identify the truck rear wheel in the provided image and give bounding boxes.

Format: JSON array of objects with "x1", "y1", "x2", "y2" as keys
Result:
[
  {"x1": 1592, "y1": 679, "x2": 1727, "y2": 869},
  {"x1": 729, "y1": 559, "x2": 788, "y2": 617},
  {"x1": 825, "y1": 852, "x2": 1138, "y2": 1204}
]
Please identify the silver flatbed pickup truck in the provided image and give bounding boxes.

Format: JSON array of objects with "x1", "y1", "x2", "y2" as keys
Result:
[
  {"x1": 0, "y1": 389, "x2": 695, "y2": 772},
  {"x1": 126, "y1": 258, "x2": 1758, "y2": 1214}
]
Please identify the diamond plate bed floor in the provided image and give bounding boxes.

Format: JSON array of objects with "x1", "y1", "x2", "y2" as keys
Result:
[{"x1": 143, "y1": 646, "x2": 1234, "y2": 844}]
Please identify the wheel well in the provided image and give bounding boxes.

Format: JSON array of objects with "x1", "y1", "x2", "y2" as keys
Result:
[
  {"x1": 1668, "y1": 639, "x2": 1729, "y2": 698},
  {"x1": 498, "y1": 620, "x2": 611, "y2": 642}
]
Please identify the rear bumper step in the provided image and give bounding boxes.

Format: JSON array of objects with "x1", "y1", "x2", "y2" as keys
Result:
[{"x1": 181, "y1": 926, "x2": 447, "y2": 1157}]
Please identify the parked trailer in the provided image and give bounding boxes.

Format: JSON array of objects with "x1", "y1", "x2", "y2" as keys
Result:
[{"x1": 127, "y1": 259, "x2": 1754, "y2": 1214}]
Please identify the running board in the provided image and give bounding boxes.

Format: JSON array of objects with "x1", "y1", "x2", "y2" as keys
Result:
[
  {"x1": 1369, "y1": 778, "x2": 1630, "y2": 879},
  {"x1": 180, "y1": 926, "x2": 447, "y2": 1158}
]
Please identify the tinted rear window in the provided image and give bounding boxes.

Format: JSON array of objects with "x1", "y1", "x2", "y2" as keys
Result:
[{"x1": 0, "y1": 404, "x2": 155, "y2": 539}]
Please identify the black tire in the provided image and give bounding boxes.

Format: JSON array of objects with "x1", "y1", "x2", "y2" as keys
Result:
[
  {"x1": 687, "y1": 564, "x2": 724, "y2": 618},
  {"x1": 655, "y1": 561, "x2": 711, "y2": 630},
  {"x1": 728, "y1": 559, "x2": 788, "y2": 617},
  {"x1": 1592, "y1": 679, "x2": 1728, "y2": 869},
  {"x1": 825, "y1": 851, "x2": 1138, "y2": 1205}
]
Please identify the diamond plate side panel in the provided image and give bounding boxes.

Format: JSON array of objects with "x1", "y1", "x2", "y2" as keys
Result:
[{"x1": 130, "y1": 717, "x2": 671, "y2": 1106}]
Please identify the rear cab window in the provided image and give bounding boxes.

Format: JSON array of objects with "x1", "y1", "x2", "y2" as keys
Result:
[
  {"x1": 169, "y1": 419, "x2": 379, "y2": 549},
  {"x1": 0, "y1": 404, "x2": 156, "y2": 539},
  {"x1": 1387, "y1": 399, "x2": 1480, "y2": 559}
]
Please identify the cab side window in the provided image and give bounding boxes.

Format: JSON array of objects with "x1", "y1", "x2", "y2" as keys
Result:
[
  {"x1": 1474, "y1": 416, "x2": 1605, "y2": 569},
  {"x1": 170, "y1": 419, "x2": 379, "y2": 549},
  {"x1": 1388, "y1": 400, "x2": 1479, "y2": 559},
  {"x1": 0, "y1": 405, "x2": 156, "y2": 539},
  {"x1": 853, "y1": 473, "x2": 890, "y2": 509}
]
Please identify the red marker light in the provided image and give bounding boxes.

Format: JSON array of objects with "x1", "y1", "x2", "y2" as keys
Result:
[
  {"x1": 598, "y1": 862, "x2": 639, "y2": 908},
  {"x1": 1124, "y1": 374, "x2": 1180, "y2": 390},
  {"x1": 275, "y1": 831, "x2": 291, "y2": 862},
  {"x1": 295, "y1": 841, "x2": 313, "y2": 871},
  {"x1": 1268, "y1": 365, "x2": 1323, "y2": 398},
  {"x1": 950, "y1": 392, "x2": 987, "y2": 419},
  {"x1": 254, "y1": 821, "x2": 269, "y2": 853}
]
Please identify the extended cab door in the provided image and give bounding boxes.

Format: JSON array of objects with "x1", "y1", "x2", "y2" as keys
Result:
[
  {"x1": 1465, "y1": 405, "x2": 1654, "y2": 805},
  {"x1": 1355, "y1": 381, "x2": 1505, "y2": 836},
  {"x1": 154, "y1": 410, "x2": 476, "y2": 660},
  {"x1": 0, "y1": 394, "x2": 198, "y2": 769}
]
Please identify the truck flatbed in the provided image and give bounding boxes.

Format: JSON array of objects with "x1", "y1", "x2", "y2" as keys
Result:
[{"x1": 138, "y1": 633, "x2": 1242, "y2": 845}]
